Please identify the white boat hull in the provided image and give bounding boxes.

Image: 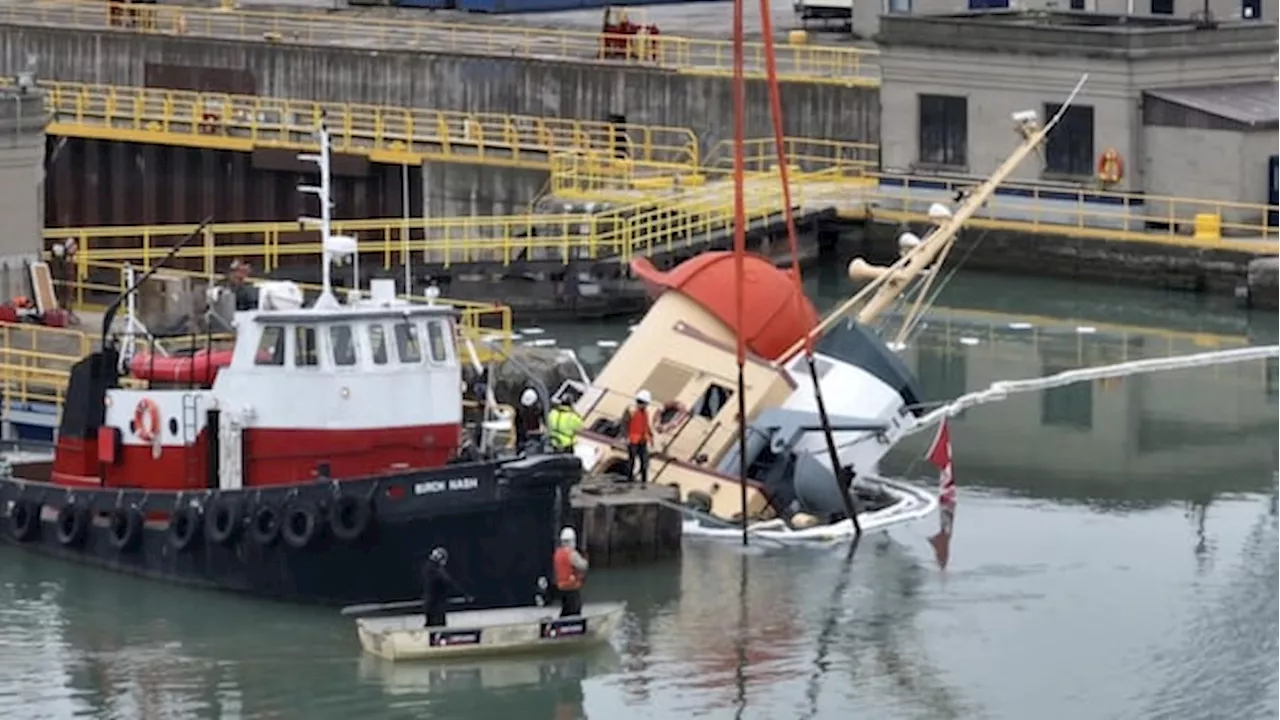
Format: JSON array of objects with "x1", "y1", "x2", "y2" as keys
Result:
[
  {"x1": 682, "y1": 475, "x2": 937, "y2": 544},
  {"x1": 356, "y1": 602, "x2": 625, "y2": 662}
]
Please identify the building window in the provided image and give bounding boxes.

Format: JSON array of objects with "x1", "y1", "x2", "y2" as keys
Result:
[
  {"x1": 918, "y1": 95, "x2": 968, "y2": 168},
  {"x1": 394, "y1": 322, "x2": 422, "y2": 364},
  {"x1": 255, "y1": 326, "x2": 285, "y2": 366},
  {"x1": 1070, "y1": 0, "x2": 1085, "y2": 9},
  {"x1": 967, "y1": 0, "x2": 1009, "y2": 7},
  {"x1": 368, "y1": 325, "x2": 388, "y2": 365},
  {"x1": 295, "y1": 326, "x2": 318, "y2": 368},
  {"x1": 426, "y1": 320, "x2": 450, "y2": 364},
  {"x1": 1242, "y1": 0, "x2": 1261, "y2": 18},
  {"x1": 1043, "y1": 104, "x2": 1095, "y2": 177},
  {"x1": 329, "y1": 325, "x2": 357, "y2": 367},
  {"x1": 1150, "y1": 0, "x2": 1173, "y2": 13}
]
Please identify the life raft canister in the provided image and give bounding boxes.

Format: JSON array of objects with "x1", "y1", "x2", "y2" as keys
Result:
[
  {"x1": 134, "y1": 398, "x2": 161, "y2": 442},
  {"x1": 1096, "y1": 148, "x2": 1123, "y2": 184}
]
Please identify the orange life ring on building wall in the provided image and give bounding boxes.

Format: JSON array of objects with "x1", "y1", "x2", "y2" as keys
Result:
[
  {"x1": 134, "y1": 398, "x2": 162, "y2": 442},
  {"x1": 1096, "y1": 148, "x2": 1123, "y2": 184}
]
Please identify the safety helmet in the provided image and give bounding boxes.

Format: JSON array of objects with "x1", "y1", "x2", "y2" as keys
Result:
[
  {"x1": 635, "y1": 389, "x2": 652, "y2": 405},
  {"x1": 520, "y1": 388, "x2": 538, "y2": 407},
  {"x1": 429, "y1": 547, "x2": 448, "y2": 565},
  {"x1": 559, "y1": 527, "x2": 577, "y2": 545}
]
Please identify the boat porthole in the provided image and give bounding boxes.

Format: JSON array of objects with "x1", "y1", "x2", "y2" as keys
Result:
[
  {"x1": 129, "y1": 420, "x2": 137, "y2": 434},
  {"x1": 168, "y1": 418, "x2": 179, "y2": 437}
]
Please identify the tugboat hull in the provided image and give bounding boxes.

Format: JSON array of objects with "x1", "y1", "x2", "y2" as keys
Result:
[{"x1": 0, "y1": 455, "x2": 577, "y2": 608}]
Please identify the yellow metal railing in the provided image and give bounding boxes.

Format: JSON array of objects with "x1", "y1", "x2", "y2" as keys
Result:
[
  {"x1": 1, "y1": 0, "x2": 879, "y2": 87},
  {"x1": 46, "y1": 179, "x2": 791, "y2": 274},
  {"x1": 855, "y1": 174, "x2": 1280, "y2": 253},
  {"x1": 14, "y1": 78, "x2": 699, "y2": 171},
  {"x1": 549, "y1": 137, "x2": 879, "y2": 202},
  {"x1": 56, "y1": 260, "x2": 515, "y2": 357}
]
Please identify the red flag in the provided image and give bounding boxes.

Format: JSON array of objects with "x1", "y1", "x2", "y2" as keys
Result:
[
  {"x1": 926, "y1": 419, "x2": 957, "y2": 570},
  {"x1": 926, "y1": 419, "x2": 957, "y2": 506}
]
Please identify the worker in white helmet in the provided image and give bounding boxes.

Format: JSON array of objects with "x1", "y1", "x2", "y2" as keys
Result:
[
  {"x1": 619, "y1": 389, "x2": 655, "y2": 483},
  {"x1": 552, "y1": 526, "x2": 589, "y2": 617},
  {"x1": 515, "y1": 387, "x2": 545, "y2": 450}
]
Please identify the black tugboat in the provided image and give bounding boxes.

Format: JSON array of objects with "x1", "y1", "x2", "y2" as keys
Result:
[{"x1": 0, "y1": 128, "x2": 580, "y2": 609}]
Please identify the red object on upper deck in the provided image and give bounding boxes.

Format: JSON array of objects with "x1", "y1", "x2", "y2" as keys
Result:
[
  {"x1": 631, "y1": 252, "x2": 818, "y2": 361},
  {"x1": 130, "y1": 349, "x2": 234, "y2": 385}
]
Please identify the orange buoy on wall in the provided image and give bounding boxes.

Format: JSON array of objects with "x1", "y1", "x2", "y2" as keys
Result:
[{"x1": 1096, "y1": 148, "x2": 1123, "y2": 184}]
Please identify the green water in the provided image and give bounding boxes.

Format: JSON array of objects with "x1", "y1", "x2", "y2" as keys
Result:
[{"x1": 1, "y1": 269, "x2": 1275, "y2": 720}]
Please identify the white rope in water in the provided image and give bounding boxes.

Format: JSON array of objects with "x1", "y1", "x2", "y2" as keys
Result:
[{"x1": 904, "y1": 345, "x2": 1280, "y2": 439}]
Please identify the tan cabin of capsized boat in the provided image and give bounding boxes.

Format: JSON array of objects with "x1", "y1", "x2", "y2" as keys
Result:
[{"x1": 571, "y1": 253, "x2": 821, "y2": 522}]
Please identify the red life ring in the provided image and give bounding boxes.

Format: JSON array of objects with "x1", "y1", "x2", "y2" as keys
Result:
[
  {"x1": 134, "y1": 398, "x2": 161, "y2": 442},
  {"x1": 654, "y1": 401, "x2": 689, "y2": 434},
  {"x1": 1096, "y1": 149, "x2": 1123, "y2": 184}
]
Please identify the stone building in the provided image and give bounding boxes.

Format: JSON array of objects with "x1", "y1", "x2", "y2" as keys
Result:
[
  {"x1": 852, "y1": 0, "x2": 1277, "y2": 41},
  {"x1": 876, "y1": 12, "x2": 1278, "y2": 223}
]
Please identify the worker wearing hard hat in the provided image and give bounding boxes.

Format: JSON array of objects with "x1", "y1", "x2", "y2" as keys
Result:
[
  {"x1": 546, "y1": 396, "x2": 584, "y2": 453},
  {"x1": 553, "y1": 526, "x2": 589, "y2": 618},
  {"x1": 620, "y1": 389, "x2": 655, "y2": 483},
  {"x1": 515, "y1": 387, "x2": 545, "y2": 450}
]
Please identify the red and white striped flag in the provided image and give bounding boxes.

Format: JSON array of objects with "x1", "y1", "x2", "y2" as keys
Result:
[{"x1": 926, "y1": 419, "x2": 957, "y2": 506}]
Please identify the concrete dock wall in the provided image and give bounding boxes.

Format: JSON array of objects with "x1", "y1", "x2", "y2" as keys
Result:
[{"x1": 0, "y1": 25, "x2": 880, "y2": 154}]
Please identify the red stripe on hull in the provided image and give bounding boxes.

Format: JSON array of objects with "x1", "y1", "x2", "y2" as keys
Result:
[{"x1": 51, "y1": 424, "x2": 460, "y2": 491}]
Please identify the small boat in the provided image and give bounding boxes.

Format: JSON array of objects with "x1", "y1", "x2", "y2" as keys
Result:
[
  {"x1": 355, "y1": 602, "x2": 626, "y2": 661},
  {"x1": 357, "y1": 643, "x2": 622, "y2": 694}
]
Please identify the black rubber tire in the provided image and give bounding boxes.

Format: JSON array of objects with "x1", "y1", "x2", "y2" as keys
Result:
[
  {"x1": 249, "y1": 503, "x2": 282, "y2": 547},
  {"x1": 205, "y1": 496, "x2": 243, "y2": 545},
  {"x1": 685, "y1": 490, "x2": 714, "y2": 514},
  {"x1": 167, "y1": 505, "x2": 202, "y2": 552},
  {"x1": 9, "y1": 500, "x2": 40, "y2": 543},
  {"x1": 282, "y1": 502, "x2": 322, "y2": 550},
  {"x1": 107, "y1": 506, "x2": 143, "y2": 552},
  {"x1": 328, "y1": 494, "x2": 373, "y2": 542},
  {"x1": 55, "y1": 503, "x2": 89, "y2": 547}
]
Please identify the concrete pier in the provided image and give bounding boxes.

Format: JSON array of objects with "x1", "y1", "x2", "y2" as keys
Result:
[
  {"x1": 568, "y1": 482, "x2": 682, "y2": 569},
  {"x1": 1238, "y1": 257, "x2": 1279, "y2": 310}
]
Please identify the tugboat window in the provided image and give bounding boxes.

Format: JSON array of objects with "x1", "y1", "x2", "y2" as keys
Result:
[
  {"x1": 295, "y1": 326, "x2": 319, "y2": 368},
  {"x1": 369, "y1": 325, "x2": 389, "y2": 365},
  {"x1": 426, "y1": 320, "x2": 449, "y2": 363},
  {"x1": 255, "y1": 326, "x2": 285, "y2": 366},
  {"x1": 691, "y1": 383, "x2": 733, "y2": 420},
  {"x1": 394, "y1": 322, "x2": 422, "y2": 364},
  {"x1": 329, "y1": 325, "x2": 357, "y2": 367}
]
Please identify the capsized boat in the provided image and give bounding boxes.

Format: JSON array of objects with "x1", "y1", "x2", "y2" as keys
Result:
[
  {"x1": 356, "y1": 602, "x2": 626, "y2": 661},
  {"x1": 0, "y1": 126, "x2": 581, "y2": 607},
  {"x1": 569, "y1": 102, "x2": 1075, "y2": 539}
]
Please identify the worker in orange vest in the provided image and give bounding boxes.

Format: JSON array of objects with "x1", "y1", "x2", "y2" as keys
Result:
[
  {"x1": 553, "y1": 526, "x2": 589, "y2": 617},
  {"x1": 620, "y1": 389, "x2": 654, "y2": 484}
]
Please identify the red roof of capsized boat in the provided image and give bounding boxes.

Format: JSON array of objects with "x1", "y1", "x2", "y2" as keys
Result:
[{"x1": 631, "y1": 252, "x2": 818, "y2": 361}]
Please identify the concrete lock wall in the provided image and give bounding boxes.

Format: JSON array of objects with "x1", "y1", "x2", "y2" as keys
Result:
[
  {"x1": 1144, "y1": 126, "x2": 1278, "y2": 209},
  {"x1": 0, "y1": 25, "x2": 881, "y2": 155},
  {"x1": 0, "y1": 89, "x2": 47, "y2": 298},
  {"x1": 422, "y1": 162, "x2": 546, "y2": 220}
]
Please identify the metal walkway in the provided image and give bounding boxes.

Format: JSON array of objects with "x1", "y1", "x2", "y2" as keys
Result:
[
  {"x1": 18, "y1": 78, "x2": 699, "y2": 172},
  {"x1": 1, "y1": 0, "x2": 879, "y2": 88}
]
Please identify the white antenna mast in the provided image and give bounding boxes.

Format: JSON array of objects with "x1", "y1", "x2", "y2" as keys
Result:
[{"x1": 298, "y1": 120, "x2": 357, "y2": 309}]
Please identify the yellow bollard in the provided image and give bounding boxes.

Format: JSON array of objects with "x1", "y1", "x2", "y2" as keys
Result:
[{"x1": 1192, "y1": 213, "x2": 1221, "y2": 241}]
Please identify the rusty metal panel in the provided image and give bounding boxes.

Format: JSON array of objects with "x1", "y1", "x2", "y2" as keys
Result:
[
  {"x1": 45, "y1": 138, "x2": 412, "y2": 273},
  {"x1": 144, "y1": 63, "x2": 258, "y2": 95}
]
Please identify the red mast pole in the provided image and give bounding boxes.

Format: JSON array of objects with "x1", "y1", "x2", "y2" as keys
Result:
[{"x1": 731, "y1": 0, "x2": 749, "y2": 547}]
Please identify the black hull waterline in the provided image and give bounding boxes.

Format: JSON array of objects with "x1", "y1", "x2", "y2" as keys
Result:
[{"x1": 0, "y1": 455, "x2": 579, "y2": 609}]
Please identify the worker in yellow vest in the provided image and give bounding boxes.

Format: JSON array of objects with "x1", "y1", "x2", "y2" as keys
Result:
[{"x1": 546, "y1": 398, "x2": 584, "y2": 453}]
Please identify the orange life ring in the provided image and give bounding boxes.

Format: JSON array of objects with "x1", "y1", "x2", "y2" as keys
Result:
[
  {"x1": 1096, "y1": 149, "x2": 1123, "y2": 184},
  {"x1": 134, "y1": 398, "x2": 161, "y2": 442},
  {"x1": 654, "y1": 401, "x2": 689, "y2": 434}
]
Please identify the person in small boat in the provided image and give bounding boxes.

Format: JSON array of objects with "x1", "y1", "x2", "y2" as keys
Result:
[
  {"x1": 421, "y1": 547, "x2": 470, "y2": 628},
  {"x1": 620, "y1": 390, "x2": 654, "y2": 483},
  {"x1": 546, "y1": 397, "x2": 584, "y2": 453},
  {"x1": 515, "y1": 388, "x2": 545, "y2": 450},
  {"x1": 553, "y1": 527, "x2": 589, "y2": 618}
]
